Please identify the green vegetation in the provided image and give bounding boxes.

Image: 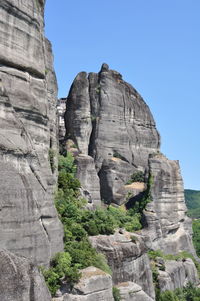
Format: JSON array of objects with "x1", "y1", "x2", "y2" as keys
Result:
[
  {"x1": 113, "y1": 151, "x2": 128, "y2": 162},
  {"x1": 126, "y1": 171, "x2": 144, "y2": 184},
  {"x1": 113, "y1": 287, "x2": 121, "y2": 301},
  {"x1": 48, "y1": 149, "x2": 56, "y2": 173},
  {"x1": 43, "y1": 152, "x2": 144, "y2": 296},
  {"x1": 148, "y1": 249, "x2": 200, "y2": 277},
  {"x1": 41, "y1": 252, "x2": 80, "y2": 296},
  {"x1": 127, "y1": 173, "x2": 153, "y2": 216},
  {"x1": 159, "y1": 283, "x2": 200, "y2": 301},
  {"x1": 192, "y1": 219, "x2": 200, "y2": 257},
  {"x1": 185, "y1": 189, "x2": 200, "y2": 218},
  {"x1": 148, "y1": 249, "x2": 200, "y2": 300}
]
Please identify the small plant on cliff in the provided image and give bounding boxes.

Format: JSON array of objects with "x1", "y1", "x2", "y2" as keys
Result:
[
  {"x1": 113, "y1": 287, "x2": 121, "y2": 301},
  {"x1": 126, "y1": 171, "x2": 144, "y2": 184}
]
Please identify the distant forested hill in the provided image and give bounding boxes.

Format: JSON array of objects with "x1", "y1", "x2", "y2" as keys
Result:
[{"x1": 185, "y1": 189, "x2": 200, "y2": 218}]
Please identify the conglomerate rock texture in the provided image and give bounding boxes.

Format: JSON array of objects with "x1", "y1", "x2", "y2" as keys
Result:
[
  {"x1": 0, "y1": 249, "x2": 51, "y2": 301},
  {"x1": 0, "y1": 0, "x2": 63, "y2": 266},
  {"x1": 65, "y1": 63, "x2": 160, "y2": 205}
]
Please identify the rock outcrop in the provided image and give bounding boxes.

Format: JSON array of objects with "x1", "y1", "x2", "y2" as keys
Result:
[
  {"x1": 64, "y1": 64, "x2": 199, "y2": 299},
  {"x1": 90, "y1": 231, "x2": 155, "y2": 299},
  {"x1": 0, "y1": 249, "x2": 51, "y2": 301},
  {"x1": 53, "y1": 266, "x2": 114, "y2": 301},
  {"x1": 158, "y1": 258, "x2": 199, "y2": 292},
  {"x1": 117, "y1": 282, "x2": 154, "y2": 301},
  {"x1": 65, "y1": 64, "x2": 160, "y2": 206},
  {"x1": 0, "y1": 0, "x2": 63, "y2": 266},
  {"x1": 143, "y1": 154, "x2": 196, "y2": 256}
]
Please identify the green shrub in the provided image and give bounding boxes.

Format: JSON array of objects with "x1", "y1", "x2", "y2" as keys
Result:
[
  {"x1": 159, "y1": 290, "x2": 179, "y2": 301},
  {"x1": 44, "y1": 153, "x2": 146, "y2": 296},
  {"x1": 192, "y1": 219, "x2": 200, "y2": 257},
  {"x1": 126, "y1": 171, "x2": 144, "y2": 184},
  {"x1": 113, "y1": 287, "x2": 121, "y2": 301},
  {"x1": 41, "y1": 252, "x2": 81, "y2": 296}
]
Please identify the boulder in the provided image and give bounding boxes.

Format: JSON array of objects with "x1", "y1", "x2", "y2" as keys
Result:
[
  {"x1": 53, "y1": 266, "x2": 114, "y2": 301},
  {"x1": 117, "y1": 282, "x2": 154, "y2": 301}
]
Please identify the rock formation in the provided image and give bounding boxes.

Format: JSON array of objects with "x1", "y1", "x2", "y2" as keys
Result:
[
  {"x1": 65, "y1": 63, "x2": 160, "y2": 206},
  {"x1": 53, "y1": 267, "x2": 114, "y2": 301},
  {"x1": 64, "y1": 64, "x2": 199, "y2": 299},
  {"x1": 0, "y1": 0, "x2": 198, "y2": 299},
  {"x1": 143, "y1": 154, "x2": 197, "y2": 256},
  {"x1": 0, "y1": 0, "x2": 63, "y2": 266},
  {"x1": 0, "y1": 249, "x2": 51, "y2": 301},
  {"x1": 158, "y1": 258, "x2": 198, "y2": 292},
  {"x1": 90, "y1": 231, "x2": 155, "y2": 299}
]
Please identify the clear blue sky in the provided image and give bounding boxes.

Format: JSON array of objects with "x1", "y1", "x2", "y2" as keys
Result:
[{"x1": 45, "y1": 1, "x2": 200, "y2": 190}]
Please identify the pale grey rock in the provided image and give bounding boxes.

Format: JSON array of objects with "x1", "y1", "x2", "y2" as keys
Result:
[
  {"x1": 143, "y1": 154, "x2": 196, "y2": 256},
  {"x1": 53, "y1": 266, "x2": 114, "y2": 301},
  {"x1": 117, "y1": 282, "x2": 154, "y2": 301},
  {"x1": 158, "y1": 258, "x2": 199, "y2": 292},
  {"x1": 90, "y1": 231, "x2": 155, "y2": 299},
  {"x1": 65, "y1": 64, "x2": 160, "y2": 205},
  {"x1": 75, "y1": 155, "x2": 101, "y2": 206},
  {"x1": 0, "y1": 0, "x2": 63, "y2": 266},
  {"x1": 0, "y1": 249, "x2": 51, "y2": 301}
]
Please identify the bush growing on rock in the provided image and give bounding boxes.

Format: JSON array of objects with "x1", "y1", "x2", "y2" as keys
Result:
[{"x1": 43, "y1": 153, "x2": 148, "y2": 296}]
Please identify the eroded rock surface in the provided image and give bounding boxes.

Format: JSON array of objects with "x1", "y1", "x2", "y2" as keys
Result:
[
  {"x1": 0, "y1": 0, "x2": 63, "y2": 266},
  {"x1": 158, "y1": 258, "x2": 199, "y2": 292},
  {"x1": 0, "y1": 249, "x2": 51, "y2": 301},
  {"x1": 144, "y1": 154, "x2": 196, "y2": 256},
  {"x1": 65, "y1": 64, "x2": 160, "y2": 205},
  {"x1": 117, "y1": 282, "x2": 154, "y2": 301},
  {"x1": 90, "y1": 231, "x2": 155, "y2": 299},
  {"x1": 53, "y1": 266, "x2": 114, "y2": 301}
]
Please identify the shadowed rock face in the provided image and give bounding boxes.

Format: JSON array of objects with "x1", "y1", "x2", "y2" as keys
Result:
[
  {"x1": 0, "y1": 249, "x2": 51, "y2": 301},
  {"x1": 65, "y1": 64, "x2": 160, "y2": 205},
  {"x1": 0, "y1": 0, "x2": 63, "y2": 266}
]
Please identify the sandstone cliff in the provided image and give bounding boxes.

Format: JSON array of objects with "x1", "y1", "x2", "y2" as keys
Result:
[
  {"x1": 63, "y1": 64, "x2": 198, "y2": 299},
  {"x1": 65, "y1": 63, "x2": 160, "y2": 206},
  {"x1": 0, "y1": 0, "x2": 63, "y2": 266}
]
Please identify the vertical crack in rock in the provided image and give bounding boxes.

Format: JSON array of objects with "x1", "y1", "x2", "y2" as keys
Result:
[{"x1": 0, "y1": 0, "x2": 63, "y2": 266}]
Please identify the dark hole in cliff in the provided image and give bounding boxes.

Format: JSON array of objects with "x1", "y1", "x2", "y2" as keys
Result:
[{"x1": 168, "y1": 228, "x2": 178, "y2": 235}]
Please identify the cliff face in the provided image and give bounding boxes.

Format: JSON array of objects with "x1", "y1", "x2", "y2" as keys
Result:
[
  {"x1": 64, "y1": 64, "x2": 198, "y2": 299},
  {"x1": 65, "y1": 64, "x2": 160, "y2": 205},
  {"x1": 0, "y1": 249, "x2": 51, "y2": 301},
  {"x1": 0, "y1": 0, "x2": 63, "y2": 266},
  {"x1": 144, "y1": 154, "x2": 196, "y2": 256}
]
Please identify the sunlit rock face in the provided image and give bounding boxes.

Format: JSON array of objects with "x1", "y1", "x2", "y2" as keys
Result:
[
  {"x1": 143, "y1": 154, "x2": 196, "y2": 256},
  {"x1": 90, "y1": 231, "x2": 155, "y2": 300},
  {"x1": 65, "y1": 64, "x2": 160, "y2": 205},
  {"x1": 0, "y1": 0, "x2": 63, "y2": 266}
]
